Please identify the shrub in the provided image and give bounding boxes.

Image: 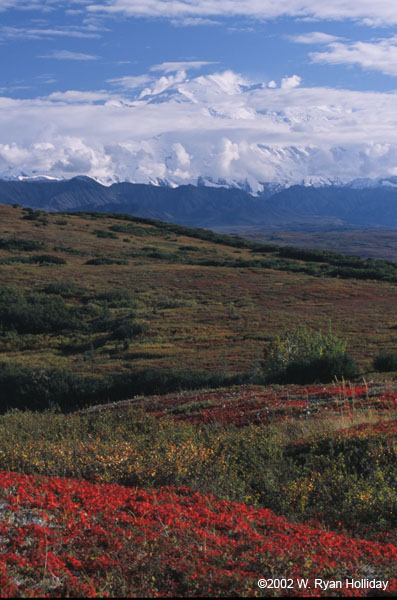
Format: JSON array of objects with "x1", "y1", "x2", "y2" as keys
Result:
[
  {"x1": 0, "y1": 287, "x2": 84, "y2": 334},
  {"x1": 30, "y1": 254, "x2": 67, "y2": 265},
  {"x1": 263, "y1": 325, "x2": 358, "y2": 384},
  {"x1": 85, "y1": 257, "x2": 128, "y2": 266},
  {"x1": 94, "y1": 290, "x2": 139, "y2": 308},
  {"x1": 43, "y1": 282, "x2": 85, "y2": 298},
  {"x1": 373, "y1": 351, "x2": 397, "y2": 372},
  {"x1": 111, "y1": 320, "x2": 148, "y2": 340},
  {"x1": 92, "y1": 229, "x2": 118, "y2": 239},
  {"x1": 0, "y1": 237, "x2": 46, "y2": 251}
]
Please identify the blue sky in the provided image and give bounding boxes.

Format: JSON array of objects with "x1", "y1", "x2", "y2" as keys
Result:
[{"x1": 2, "y1": 1, "x2": 397, "y2": 186}]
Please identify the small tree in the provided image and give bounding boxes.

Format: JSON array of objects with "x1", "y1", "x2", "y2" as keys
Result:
[{"x1": 263, "y1": 325, "x2": 358, "y2": 384}]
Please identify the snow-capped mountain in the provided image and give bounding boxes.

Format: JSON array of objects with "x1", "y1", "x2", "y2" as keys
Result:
[
  {"x1": 0, "y1": 168, "x2": 61, "y2": 183},
  {"x1": 3, "y1": 69, "x2": 397, "y2": 190},
  {"x1": 1, "y1": 174, "x2": 397, "y2": 231}
]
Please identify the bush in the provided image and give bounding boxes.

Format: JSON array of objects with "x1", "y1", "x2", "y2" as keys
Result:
[
  {"x1": 0, "y1": 363, "x2": 246, "y2": 413},
  {"x1": 92, "y1": 229, "x2": 118, "y2": 239},
  {"x1": 373, "y1": 351, "x2": 397, "y2": 372},
  {"x1": 263, "y1": 325, "x2": 358, "y2": 384},
  {"x1": 0, "y1": 238, "x2": 46, "y2": 251},
  {"x1": 85, "y1": 257, "x2": 128, "y2": 266},
  {"x1": 94, "y1": 290, "x2": 139, "y2": 308},
  {"x1": 31, "y1": 255, "x2": 67, "y2": 265},
  {"x1": 0, "y1": 287, "x2": 84, "y2": 334},
  {"x1": 111, "y1": 321, "x2": 147, "y2": 340},
  {"x1": 43, "y1": 282, "x2": 85, "y2": 298}
]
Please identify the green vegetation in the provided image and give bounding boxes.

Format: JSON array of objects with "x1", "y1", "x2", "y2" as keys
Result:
[
  {"x1": 0, "y1": 237, "x2": 47, "y2": 251},
  {"x1": 373, "y1": 351, "x2": 397, "y2": 372},
  {"x1": 93, "y1": 229, "x2": 118, "y2": 239},
  {"x1": 0, "y1": 362, "x2": 243, "y2": 412},
  {"x1": 75, "y1": 211, "x2": 397, "y2": 283},
  {"x1": 0, "y1": 203, "x2": 395, "y2": 403},
  {"x1": 263, "y1": 325, "x2": 359, "y2": 384},
  {"x1": 0, "y1": 398, "x2": 394, "y2": 536},
  {"x1": 85, "y1": 257, "x2": 128, "y2": 265},
  {"x1": 0, "y1": 287, "x2": 82, "y2": 334}
]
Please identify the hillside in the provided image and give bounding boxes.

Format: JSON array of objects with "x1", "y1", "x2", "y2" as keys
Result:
[
  {"x1": 0, "y1": 382, "x2": 395, "y2": 596},
  {"x1": 0, "y1": 203, "x2": 396, "y2": 413},
  {"x1": 0, "y1": 204, "x2": 396, "y2": 597}
]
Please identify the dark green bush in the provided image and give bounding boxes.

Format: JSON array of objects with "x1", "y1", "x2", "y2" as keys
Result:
[
  {"x1": 0, "y1": 287, "x2": 84, "y2": 334},
  {"x1": 263, "y1": 325, "x2": 358, "y2": 384},
  {"x1": 0, "y1": 238, "x2": 46, "y2": 251},
  {"x1": 111, "y1": 321, "x2": 148, "y2": 340},
  {"x1": 85, "y1": 257, "x2": 128, "y2": 266},
  {"x1": 43, "y1": 282, "x2": 85, "y2": 298},
  {"x1": 91, "y1": 312, "x2": 135, "y2": 333},
  {"x1": 373, "y1": 351, "x2": 397, "y2": 372},
  {"x1": 93, "y1": 229, "x2": 118, "y2": 239},
  {"x1": 0, "y1": 363, "x2": 246, "y2": 413},
  {"x1": 279, "y1": 353, "x2": 359, "y2": 384},
  {"x1": 22, "y1": 209, "x2": 43, "y2": 221},
  {"x1": 31, "y1": 254, "x2": 67, "y2": 265},
  {"x1": 94, "y1": 290, "x2": 139, "y2": 308}
]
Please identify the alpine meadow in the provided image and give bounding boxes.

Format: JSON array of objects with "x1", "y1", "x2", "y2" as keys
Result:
[{"x1": 0, "y1": 0, "x2": 396, "y2": 597}]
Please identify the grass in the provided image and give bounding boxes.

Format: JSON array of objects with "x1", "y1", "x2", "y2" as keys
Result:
[
  {"x1": 0, "y1": 204, "x2": 396, "y2": 383},
  {"x1": 0, "y1": 382, "x2": 395, "y2": 539},
  {"x1": 0, "y1": 205, "x2": 395, "y2": 596}
]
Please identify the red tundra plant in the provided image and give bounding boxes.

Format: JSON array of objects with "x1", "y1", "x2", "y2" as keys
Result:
[
  {"x1": 0, "y1": 471, "x2": 395, "y2": 597},
  {"x1": 126, "y1": 382, "x2": 397, "y2": 427}
]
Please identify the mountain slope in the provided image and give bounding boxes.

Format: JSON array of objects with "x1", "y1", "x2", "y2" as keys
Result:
[{"x1": 1, "y1": 176, "x2": 397, "y2": 229}]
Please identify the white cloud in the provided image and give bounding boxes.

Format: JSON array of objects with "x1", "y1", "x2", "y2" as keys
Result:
[
  {"x1": 289, "y1": 31, "x2": 342, "y2": 44},
  {"x1": 3, "y1": 0, "x2": 397, "y2": 28},
  {"x1": 86, "y1": 1, "x2": 397, "y2": 27},
  {"x1": 107, "y1": 75, "x2": 152, "y2": 89},
  {"x1": 311, "y1": 37, "x2": 397, "y2": 76},
  {"x1": 39, "y1": 50, "x2": 99, "y2": 60},
  {"x1": 150, "y1": 61, "x2": 218, "y2": 73},
  {"x1": 48, "y1": 90, "x2": 116, "y2": 103},
  {"x1": 0, "y1": 0, "x2": 55, "y2": 10},
  {"x1": 170, "y1": 17, "x2": 220, "y2": 26},
  {"x1": 3, "y1": 69, "x2": 397, "y2": 186},
  {"x1": 0, "y1": 25, "x2": 101, "y2": 41},
  {"x1": 281, "y1": 74, "x2": 301, "y2": 89}
]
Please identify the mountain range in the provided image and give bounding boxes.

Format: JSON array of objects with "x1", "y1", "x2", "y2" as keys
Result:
[{"x1": 1, "y1": 175, "x2": 397, "y2": 231}]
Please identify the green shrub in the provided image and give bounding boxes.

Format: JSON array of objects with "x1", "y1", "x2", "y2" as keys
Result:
[
  {"x1": 373, "y1": 351, "x2": 397, "y2": 372},
  {"x1": 0, "y1": 363, "x2": 246, "y2": 412},
  {"x1": 263, "y1": 325, "x2": 358, "y2": 384},
  {"x1": 94, "y1": 290, "x2": 139, "y2": 308},
  {"x1": 30, "y1": 254, "x2": 67, "y2": 265},
  {"x1": 0, "y1": 237, "x2": 46, "y2": 251},
  {"x1": 43, "y1": 282, "x2": 85, "y2": 298},
  {"x1": 92, "y1": 229, "x2": 118, "y2": 239},
  {"x1": 85, "y1": 257, "x2": 128, "y2": 266},
  {"x1": 0, "y1": 287, "x2": 84, "y2": 334},
  {"x1": 111, "y1": 321, "x2": 148, "y2": 340}
]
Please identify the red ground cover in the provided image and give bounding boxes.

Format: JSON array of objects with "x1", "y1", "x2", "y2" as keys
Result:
[
  {"x1": 0, "y1": 471, "x2": 395, "y2": 597},
  {"x1": 137, "y1": 383, "x2": 397, "y2": 426}
]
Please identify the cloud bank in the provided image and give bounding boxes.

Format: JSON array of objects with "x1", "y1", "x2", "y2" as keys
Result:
[
  {"x1": 310, "y1": 37, "x2": 397, "y2": 77},
  {"x1": 3, "y1": 1, "x2": 397, "y2": 27},
  {"x1": 86, "y1": 0, "x2": 397, "y2": 27},
  {"x1": 2, "y1": 69, "x2": 397, "y2": 188}
]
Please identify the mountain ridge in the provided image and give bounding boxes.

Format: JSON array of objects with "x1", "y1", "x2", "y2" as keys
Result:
[{"x1": 1, "y1": 176, "x2": 397, "y2": 231}]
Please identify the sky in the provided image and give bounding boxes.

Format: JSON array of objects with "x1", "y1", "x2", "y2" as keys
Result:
[{"x1": 2, "y1": 1, "x2": 397, "y2": 187}]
